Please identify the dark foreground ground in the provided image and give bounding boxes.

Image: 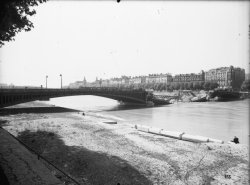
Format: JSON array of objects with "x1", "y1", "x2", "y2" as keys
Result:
[{"x1": 0, "y1": 165, "x2": 9, "y2": 185}]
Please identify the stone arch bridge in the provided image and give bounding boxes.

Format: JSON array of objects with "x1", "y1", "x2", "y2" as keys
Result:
[{"x1": 0, "y1": 88, "x2": 155, "y2": 108}]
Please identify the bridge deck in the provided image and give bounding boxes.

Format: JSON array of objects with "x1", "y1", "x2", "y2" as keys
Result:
[{"x1": 0, "y1": 88, "x2": 153, "y2": 108}]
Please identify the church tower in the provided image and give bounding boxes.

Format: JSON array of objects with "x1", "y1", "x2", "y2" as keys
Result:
[{"x1": 83, "y1": 77, "x2": 87, "y2": 86}]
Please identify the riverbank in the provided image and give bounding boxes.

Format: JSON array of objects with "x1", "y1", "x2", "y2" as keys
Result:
[
  {"x1": 154, "y1": 90, "x2": 208, "y2": 102},
  {"x1": 0, "y1": 102, "x2": 249, "y2": 184},
  {"x1": 154, "y1": 90, "x2": 250, "y2": 103}
]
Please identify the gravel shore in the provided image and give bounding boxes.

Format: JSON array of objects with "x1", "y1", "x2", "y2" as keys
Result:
[{"x1": 0, "y1": 103, "x2": 249, "y2": 185}]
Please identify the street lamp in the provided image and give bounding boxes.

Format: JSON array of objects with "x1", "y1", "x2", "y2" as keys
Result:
[
  {"x1": 60, "y1": 74, "x2": 62, "y2": 89},
  {"x1": 46, "y1": 75, "x2": 48, "y2": 89}
]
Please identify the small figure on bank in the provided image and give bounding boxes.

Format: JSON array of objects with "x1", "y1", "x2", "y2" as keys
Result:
[{"x1": 231, "y1": 136, "x2": 239, "y2": 144}]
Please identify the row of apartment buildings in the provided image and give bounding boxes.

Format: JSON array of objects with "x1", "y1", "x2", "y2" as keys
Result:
[
  {"x1": 101, "y1": 73, "x2": 174, "y2": 86},
  {"x1": 68, "y1": 66, "x2": 246, "y2": 89}
]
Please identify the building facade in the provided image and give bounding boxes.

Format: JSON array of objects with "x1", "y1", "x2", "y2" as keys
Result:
[
  {"x1": 146, "y1": 74, "x2": 173, "y2": 84},
  {"x1": 245, "y1": 73, "x2": 250, "y2": 81},
  {"x1": 129, "y1": 76, "x2": 143, "y2": 84},
  {"x1": 121, "y1": 76, "x2": 130, "y2": 85},
  {"x1": 68, "y1": 81, "x2": 85, "y2": 88},
  {"x1": 173, "y1": 71, "x2": 205, "y2": 83},
  {"x1": 205, "y1": 66, "x2": 245, "y2": 89}
]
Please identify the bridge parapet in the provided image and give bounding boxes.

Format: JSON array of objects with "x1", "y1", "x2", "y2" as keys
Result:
[{"x1": 0, "y1": 87, "x2": 152, "y2": 108}]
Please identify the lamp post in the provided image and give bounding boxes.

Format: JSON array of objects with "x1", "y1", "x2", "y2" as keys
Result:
[
  {"x1": 60, "y1": 74, "x2": 62, "y2": 89},
  {"x1": 46, "y1": 75, "x2": 48, "y2": 89}
]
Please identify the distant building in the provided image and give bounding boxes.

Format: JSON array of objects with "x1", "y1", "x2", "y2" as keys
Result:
[
  {"x1": 67, "y1": 66, "x2": 246, "y2": 89},
  {"x1": 68, "y1": 77, "x2": 88, "y2": 88},
  {"x1": 121, "y1": 76, "x2": 130, "y2": 85},
  {"x1": 101, "y1": 79, "x2": 110, "y2": 87},
  {"x1": 173, "y1": 71, "x2": 205, "y2": 83},
  {"x1": 0, "y1": 83, "x2": 8, "y2": 88},
  {"x1": 245, "y1": 73, "x2": 250, "y2": 80},
  {"x1": 205, "y1": 66, "x2": 245, "y2": 89},
  {"x1": 146, "y1": 73, "x2": 172, "y2": 84},
  {"x1": 129, "y1": 76, "x2": 142, "y2": 84},
  {"x1": 92, "y1": 77, "x2": 102, "y2": 87},
  {"x1": 146, "y1": 74, "x2": 158, "y2": 84},
  {"x1": 83, "y1": 77, "x2": 87, "y2": 87},
  {"x1": 109, "y1": 77, "x2": 122, "y2": 86},
  {"x1": 157, "y1": 73, "x2": 172, "y2": 84},
  {"x1": 68, "y1": 81, "x2": 85, "y2": 88},
  {"x1": 141, "y1": 76, "x2": 147, "y2": 84}
]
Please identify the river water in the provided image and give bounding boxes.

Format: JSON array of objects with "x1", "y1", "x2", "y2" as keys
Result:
[{"x1": 46, "y1": 96, "x2": 249, "y2": 144}]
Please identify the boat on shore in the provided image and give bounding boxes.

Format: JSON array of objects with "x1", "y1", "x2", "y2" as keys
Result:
[
  {"x1": 209, "y1": 89, "x2": 242, "y2": 101},
  {"x1": 152, "y1": 96, "x2": 172, "y2": 105}
]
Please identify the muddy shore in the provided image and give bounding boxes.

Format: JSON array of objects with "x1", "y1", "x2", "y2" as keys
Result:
[{"x1": 0, "y1": 102, "x2": 249, "y2": 185}]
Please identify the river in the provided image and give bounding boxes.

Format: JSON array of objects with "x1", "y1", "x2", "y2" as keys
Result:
[{"x1": 46, "y1": 96, "x2": 249, "y2": 144}]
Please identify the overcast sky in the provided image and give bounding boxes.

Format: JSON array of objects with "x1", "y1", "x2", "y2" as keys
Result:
[{"x1": 0, "y1": 1, "x2": 249, "y2": 88}]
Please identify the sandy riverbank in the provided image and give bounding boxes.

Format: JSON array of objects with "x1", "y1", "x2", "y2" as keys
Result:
[{"x1": 0, "y1": 102, "x2": 249, "y2": 185}]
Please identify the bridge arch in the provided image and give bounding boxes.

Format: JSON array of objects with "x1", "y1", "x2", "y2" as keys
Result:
[{"x1": 46, "y1": 93, "x2": 147, "y2": 104}]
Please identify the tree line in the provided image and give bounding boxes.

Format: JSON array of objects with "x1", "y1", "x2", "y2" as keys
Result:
[{"x1": 105, "y1": 81, "x2": 219, "y2": 91}]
